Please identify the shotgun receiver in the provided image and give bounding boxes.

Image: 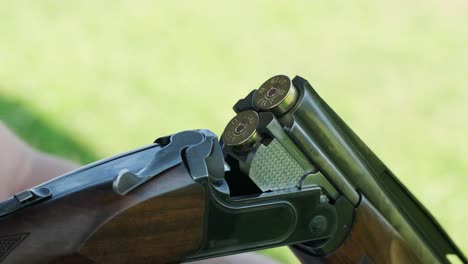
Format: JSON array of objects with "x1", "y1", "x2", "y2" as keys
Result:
[{"x1": 0, "y1": 75, "x2": 465, "y2": 264}]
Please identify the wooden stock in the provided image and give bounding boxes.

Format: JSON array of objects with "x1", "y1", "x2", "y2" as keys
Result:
[
  {"x1": 292, "y1": 197, "x2": 423, "y2": 264},
  {"x1": 80, "y1": 184, "x2": 205, "y2": 263},
  {"x1": 0, "y1": 164, "x2": 206, "y2": 264}
]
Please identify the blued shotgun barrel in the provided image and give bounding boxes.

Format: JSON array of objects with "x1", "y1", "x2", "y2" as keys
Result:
[{"x1": 246, "y1": 75, "x2": 466, "y2": 264}]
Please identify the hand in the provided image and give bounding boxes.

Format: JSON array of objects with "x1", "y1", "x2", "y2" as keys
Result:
[{"x1": 0, "y1": 122, "x2": 78, "y2": 200}]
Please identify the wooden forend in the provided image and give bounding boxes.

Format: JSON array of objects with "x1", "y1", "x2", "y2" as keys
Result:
[{"x1": 293, "y1": 197, "x2": 422, "y2": 264}]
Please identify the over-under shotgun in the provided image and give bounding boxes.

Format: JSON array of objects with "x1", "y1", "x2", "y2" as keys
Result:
[{"x1": 0, "y1": 75, "x2": 465, "y2": 264}]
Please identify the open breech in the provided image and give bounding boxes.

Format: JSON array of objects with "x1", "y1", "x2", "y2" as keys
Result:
[{"x1": 0, "y1": 75, "x2": 465, "y2": 264}]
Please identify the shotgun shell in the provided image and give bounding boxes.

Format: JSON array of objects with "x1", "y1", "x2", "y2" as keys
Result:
[
  {"x1": 253, "y1": 75, "x2": 299, "y2": 116},
  {"x1": 222, "y1": 110, "x2": 260, "y2": 152}
]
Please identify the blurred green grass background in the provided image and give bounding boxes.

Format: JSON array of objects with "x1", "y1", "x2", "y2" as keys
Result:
[{"x1": 1, "y1": 1, "x2": 467, "y2": 263}]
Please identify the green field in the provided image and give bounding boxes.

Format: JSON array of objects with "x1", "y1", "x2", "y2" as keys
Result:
[{"x1": 1, "y1": 1, "x2": 467, "y2": 263}]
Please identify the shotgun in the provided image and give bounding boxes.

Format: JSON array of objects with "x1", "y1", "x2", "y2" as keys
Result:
[{"x1": 0, "y1": 75, "x2": 465, "y2": 264}]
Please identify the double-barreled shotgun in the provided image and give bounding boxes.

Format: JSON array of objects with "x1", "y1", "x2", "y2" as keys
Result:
[{"x1": 0, "y1": 75, "x2": 465, "y2": 264}]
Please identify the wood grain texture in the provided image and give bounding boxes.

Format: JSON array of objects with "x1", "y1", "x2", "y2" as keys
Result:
[
  {"x1": 0, "y1": 164, "x2": 206, "y2": 264},
  {"x1": 80, "y1": 184, "x2": 205, "y2": 264},
  {"x1": 292, "y1": 197, "x2": 422, "y2": 264}
]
